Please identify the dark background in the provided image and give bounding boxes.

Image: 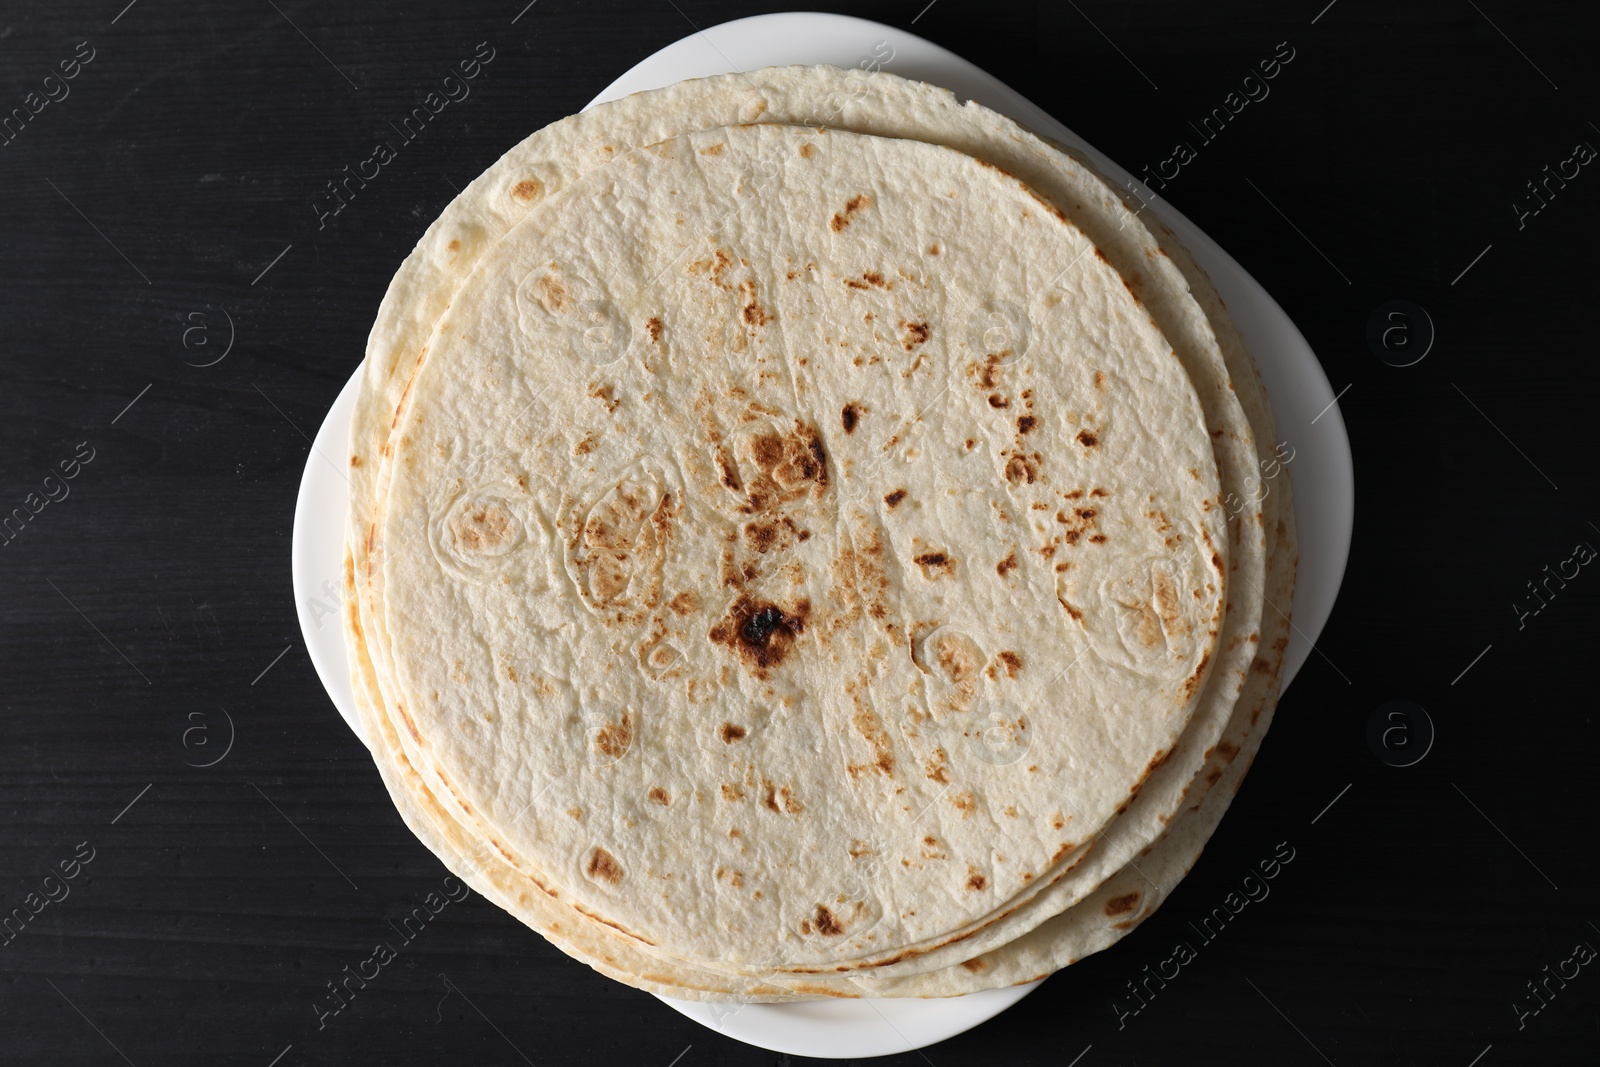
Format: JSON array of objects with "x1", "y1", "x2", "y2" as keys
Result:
[{"x1": 2, "y1": 0, "x2": 1597, "y2": 1063}]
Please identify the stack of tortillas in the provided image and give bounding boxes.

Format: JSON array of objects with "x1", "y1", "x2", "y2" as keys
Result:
[{"x1": 341, "y1": 65, "x2": 1297, "y2": 1001}]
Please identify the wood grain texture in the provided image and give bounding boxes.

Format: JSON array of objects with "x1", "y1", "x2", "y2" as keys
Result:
[{"x1": 0, "y1": 1, "x2": 1597, "y2": 1063}]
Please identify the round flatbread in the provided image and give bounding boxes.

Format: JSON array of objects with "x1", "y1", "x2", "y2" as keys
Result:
[{"x1": 376, "y1": 121, "x2": 1226, "y2": 973}]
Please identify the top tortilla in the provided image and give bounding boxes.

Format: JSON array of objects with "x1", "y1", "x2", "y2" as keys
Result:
[{"x1": 373, "y1": 121, "x2": 1227, "y2": 971}]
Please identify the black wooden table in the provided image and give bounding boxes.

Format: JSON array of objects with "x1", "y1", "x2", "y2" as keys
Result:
[{"x1": 2, "y1": 1, "x2": 1597, "y2": 1063}]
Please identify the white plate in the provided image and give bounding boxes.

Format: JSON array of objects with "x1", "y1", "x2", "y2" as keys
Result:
[{"x1": 291, "y1": 11, "x2": 1353, "y2": 1058}]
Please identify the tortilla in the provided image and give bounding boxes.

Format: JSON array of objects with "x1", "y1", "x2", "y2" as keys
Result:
[
  {"x1": 342, "y1": 65, "x2": 1296, "y2": 998},
  {"x1": 374, "y1": 121, "x2": 1226, "y2": 974},
  {"x1": 351, "y1": 67, "x2": 1265, "y2": 974}
]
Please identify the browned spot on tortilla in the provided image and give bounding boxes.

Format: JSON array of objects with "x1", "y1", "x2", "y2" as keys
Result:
[
  {"x1": 739, "y1": 278, "x2": 771, "y2": 326},
  {"x1": 669, "y1": 590, "x2": 699, "y2": 615},
  {"x1": 913, "y1": 551, "x2": 955, "y2": 579},
  {"x1": 1093, "y1": 247, "x2": 1109, "y2": 265},
  {"x1": 988, "y1": 394, "x2": 1009, "y2": 409},
  {"x1": 394, "y1": 702, "x2": 421, "y2": 744},
  {"x1": 720, "y1": 783, "x2": 745, "y2": 801},
  {"x1": 799, "y1": 142, "x2": 815, "y2": 158},
  {"x1": 900, "y1": 321, "x2": 930, "y2": 350},
  {"x1": 829, "y1": 194, "x2": 872, "y2": 231},
  {"x1": 1077, "y1": 429, "x2": 1099, "y2": 448},
  {"x1": 511, "y1": 178, "x2": 542, "y2": 202},
  {"x1": 1057, "y1": 593, "x2": 1085, "y2": 622},
  {"x1": 966, "y1": 866, "x2": 987, "y2": 891},
  {"x1": 849, "y1": 706, "x2": 895, "y2": 777},
  {"x1": 743, "y1": 518, "x2": 785, "y2": 553},
  {"x1": 812, "y1": 905, "x2": 845, "y2": 935},
  {"x1": 997, "y1": 650, "x2": 1023, "y2": 677},
  {"x1": 1183, "y1": 651, "x2": 1211, "y2": 699},
  {"x1": 951, "y1": 791, "x2": 976, "y2": 816},
  {"x1": 535, "y1": 273, "x2": 571, "y2": 312},
  {"x1": 646, "y1": 317, "x2": 663, "y2": 343},
  {"x1": 699, "y1": 141, "x2": 725, "y2": 156},
  {"x1": 961, "y1": 957, "x2": 986, "y2": 972},
  {"x1": 1153, "y1": 566, "x2": 1183, "y2": 636},
  {"x1": 841, "y1": 403, "x2": 863, "y2": 433},
  {"x1": 786, "y1": 981, "x2": 859, "y2": 998},
  {"x1": 884, "y1": 488, "x2": 907, "y2": 509},
  {"x1": 743, "y1": 422, "x2": 829, "y2": 500},
  {"x1": 718, "y1": 722, "x2": 747, "y2": 744},
  {"x1": 349, "y1": 454, "x2": 362, "y2": 467},
  {"x1": 709, "y1": 596, "x2": 810, "y2": 674},
  {"x1": 447, "y1": 238, "x2": 461, "y2": 253},
  {"x1": 924, "y1": 748, "x2": 950, "y2": 784},
  {"x1": 1004, "y1": 453, "x2": 1038, "y2": 484},
  {"x1": 647, "y1": 787, "x2": 671, "y2": 806},
  {"x1": 1216, "y1": 739, "x2": 1240, "y2": 760},
  {"x1": 1094, "y1": 371, "x2": 1107, "y2": 389},
  {"x1": 926, "y1": 632, "x2": 979, "y2": 684},
  {"x1": 1017, "y1": 415, "x2": 1036, "y2": 435},
  {"x1": 449, "y1": 502, "x2": 516, "y2": 552},
  {"x1": 996, "y1": 551, "x2": 1018, "y2": 577},
  {"x1": 713, "y1": 445, "x2": 741, "y2": 492},
  {"x1": 593, "y1": 711, "x2": 634, "y2": 760},
  {"x1": 574, "y1": 433, "x2": 597, "y2": 456},
  {"x1": 585, "y1": 847, "x2": 623, "y2": 885},
  {"x1": 971, "y1": 352, "x2": 1003, "y2": 388},
  {"x1": 843, "y1": 270, "x2": 890, "y2": 292}
]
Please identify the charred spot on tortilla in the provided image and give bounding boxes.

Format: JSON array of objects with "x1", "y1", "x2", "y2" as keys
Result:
[{"x1": 710, "y1": 596, "x2": 810, "y2": 672}]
